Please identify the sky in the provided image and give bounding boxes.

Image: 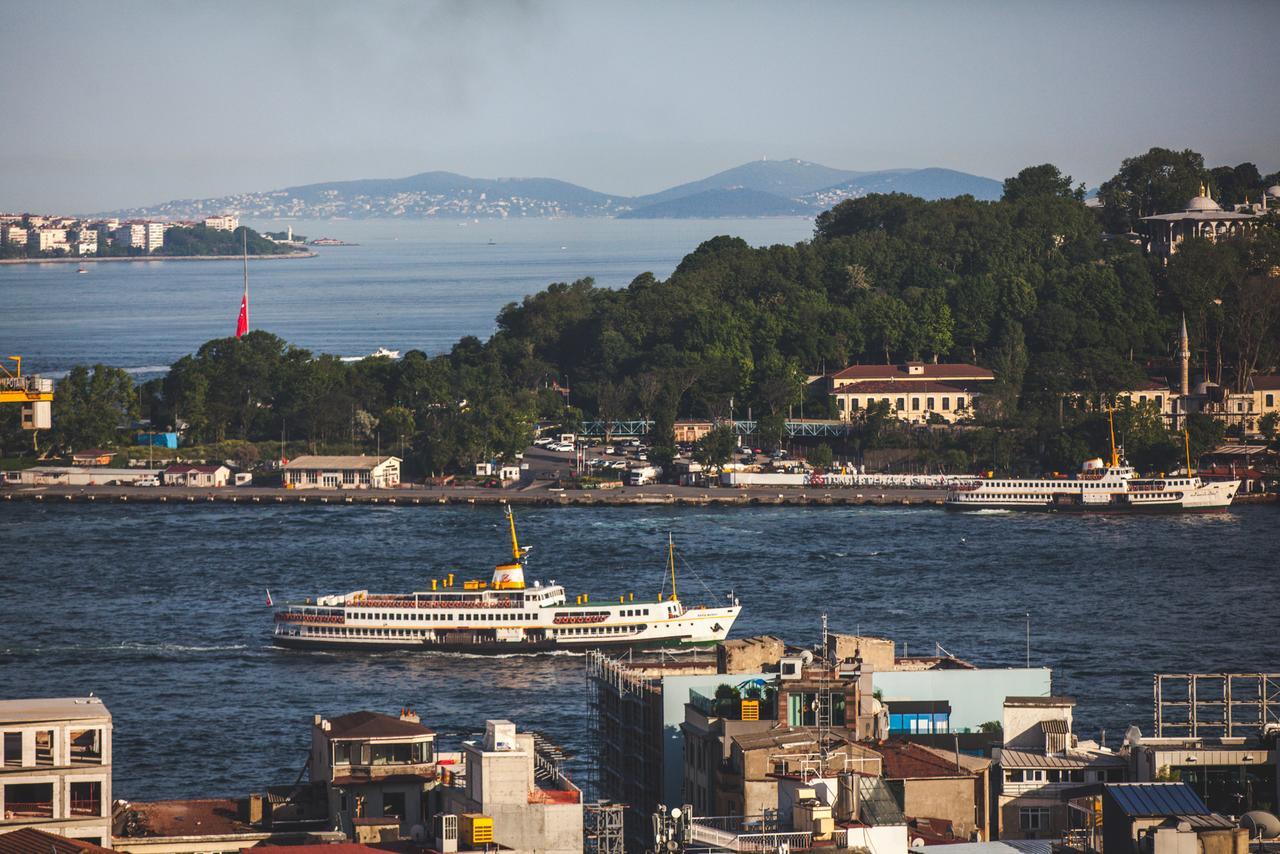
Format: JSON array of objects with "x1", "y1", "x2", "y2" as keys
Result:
[{"x1": 3, "y1": 0, "x2": 1279, "y2": 213}]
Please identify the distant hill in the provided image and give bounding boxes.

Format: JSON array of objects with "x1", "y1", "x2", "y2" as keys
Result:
[
  {"x1": 801, "y1": 167, "x2": 1003, "y2": 204},
  {"x1": 618, "y1": 188, "x2": 807, "y2": 219},
  {"x1": 631, "y1": 159, "x2": 865, "y2": 208},
  {"x1": 102, "y1": 159, "x2": 1003, "y2": 221}
]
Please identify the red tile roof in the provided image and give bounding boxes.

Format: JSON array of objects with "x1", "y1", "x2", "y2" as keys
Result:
[
  {"x1": 829, "y1": 363, "x2": 994, "y2": 382},
  {"x1": 873, "y1": 740, "x2": 979, "y2": 779},
  {"x1": 829, "y1": 380, "x2": 985, "y2": 395},
  {"x1": 323, "y1": 710, "x2": 435, "y2": 740},
  {"x1": 1249, "y1": 374, "x2": 1280, "y2": 391},
  {"x1": 0, "y1": 829, "x2": 112, "y2": 854}
]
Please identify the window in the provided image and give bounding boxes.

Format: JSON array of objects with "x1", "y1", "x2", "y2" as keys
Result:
[
  {"x1": 1019, "y1": 807, "x2": 1050, "y2": 833},
  {"x1": 912, "y1": 398, "x2": 921, "y2": 411},
  {"x1": 34, "y1": 730, "x2": 53, "y2": 765},
  {"x1": 926, "y1": 397, "x2": 935, "y2": 410},
  {"x1": 70, "y1": 780, "x2": 102, "y2": 816},
  {"x1": 5, "y1": 782, "x2": 54, "y2": 818},
  {"x1": 838, "y1": 397, "x2": 846, "y2": 411},
  {"x1": 3, "y1": 731, "x2": 22, "y2": 766},
  {"x1": 956, "y1": 396, "x2": 965, "y2": 409},
  {"x1": 70, "y1": 729, "x2": 103, "y2": 764},
  {"x1": 1268, "y1": 394, "x2": 1275, "y2": 408},
  {"x1": 850, "y1": 398, "x2": 860, "y2": 411},
  {"x1": 382, "y1": 791, "x2": 406, "y2": 819},
  {"x1": 942, "y1": 397, "x2": 950, "y2": 411}
]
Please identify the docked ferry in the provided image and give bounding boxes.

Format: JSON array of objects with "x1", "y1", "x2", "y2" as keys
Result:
[
  {"x1": 272, "y1": 508, "x2": 741, "y2": 653},
  {"x1": 945, "y1": 429, "x2": 1238, "y2": 513}
]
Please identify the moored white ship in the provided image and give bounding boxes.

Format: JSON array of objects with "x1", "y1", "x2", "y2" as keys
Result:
[
  {"x1": 273, "y1": 507, "x2": 741, "y2": 653},
  {"x1": 945, "y1": 421, "x2": 1238, "y2": 513}
]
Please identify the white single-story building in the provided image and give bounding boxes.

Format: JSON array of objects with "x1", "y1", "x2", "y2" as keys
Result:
[
  {"x1": 162, "y1": 464, "x2": 231, "y2": 487},
  {"x1": 10, "y1": 467, "x2": 163, "y2": 486},
  {"x1": 283, "y1": 455, "x2": 401, "y2": 489}
]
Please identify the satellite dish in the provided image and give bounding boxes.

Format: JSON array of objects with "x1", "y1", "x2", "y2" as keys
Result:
[{"x1": 669, "y1": 807, "x2": 682, "y2": 819}]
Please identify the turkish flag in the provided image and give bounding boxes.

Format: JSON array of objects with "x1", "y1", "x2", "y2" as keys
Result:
[{"x1": 236, "y1": 293, "x2": 249, "y2": 337}]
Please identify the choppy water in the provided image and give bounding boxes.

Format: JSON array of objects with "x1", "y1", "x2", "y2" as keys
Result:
[
  {"x1": 1, "y1": 502, "x2": 1274, "y2": 800},
  {"x1": 0, "y1": 217, "x2": 814, "y2": 377}
]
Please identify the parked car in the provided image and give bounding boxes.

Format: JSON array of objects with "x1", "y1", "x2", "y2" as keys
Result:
[{"x1": 134, "y1": 476, "x2": 161, "y2": 487}]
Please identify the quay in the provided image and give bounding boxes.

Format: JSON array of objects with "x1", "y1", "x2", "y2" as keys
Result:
[{"x1": 0, "y1": 482, "x2": 951, "y2": 508}]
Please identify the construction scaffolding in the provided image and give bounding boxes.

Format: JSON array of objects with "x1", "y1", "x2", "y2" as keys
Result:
[
  {"x1": 1153, "y1": 672, "x2": 1280, "y2": 738},
  {"x1": 584, "y1": 801, "x2": 625, "y2": 854}
]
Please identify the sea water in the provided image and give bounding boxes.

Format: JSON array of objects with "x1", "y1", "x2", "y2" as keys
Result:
[
  {"x1": 0, "y1": 217, "x2": 815, "y2": 377},
  {"x1": 0, "y1": 501, "x2": 1273, "y2": 799}
]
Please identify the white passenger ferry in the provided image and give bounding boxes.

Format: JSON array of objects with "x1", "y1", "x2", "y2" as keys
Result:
[
  {"x1": 273, "y1": 508, "x2": 741, "y2": 653},
  {"x1": 945, "y1": 426, "x2": 1238, "y2": 513}
]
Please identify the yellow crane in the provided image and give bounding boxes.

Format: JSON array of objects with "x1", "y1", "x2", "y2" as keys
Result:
[{"x1": 0, "y1": 356, "x2": 54, "y2": 430}]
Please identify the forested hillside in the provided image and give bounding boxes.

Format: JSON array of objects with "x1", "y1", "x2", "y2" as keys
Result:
[{"x1": 15, "y1": 149, "x2": 1280, "y2": 477}]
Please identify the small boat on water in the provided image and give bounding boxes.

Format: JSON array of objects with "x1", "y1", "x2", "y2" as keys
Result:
[
  {"x1": 272, "y1": 507, "x2": 741, "y2": 653},
  {"x1": 945, "y1": 415, "x2": 1238, "y2": 513},
  {"x1": 339, "y1": 347, "x2": 401, "y2": 362},
  {"x1": 76, "y1": 264, "x2": 87, "y2": 274}
]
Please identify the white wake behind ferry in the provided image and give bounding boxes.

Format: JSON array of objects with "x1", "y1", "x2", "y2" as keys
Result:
[
  {"x1": 273, "y1": 508, "x2": 741, "y2": 653},
  {"x1": 945, "y1": 429, "x2": 1238, "y2": 513}
]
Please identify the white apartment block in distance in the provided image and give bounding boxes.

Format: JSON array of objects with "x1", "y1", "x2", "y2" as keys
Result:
[
  {"x1": 1, "y1": 225, "x2": 28, "y2": 246},
  {"x1": 0, "y1": 697, "x2": 113, "y2": 848},
  {"x1": 28, "y1": 229, "x2": 70, "y2": 253},
  {"x1": 203, "y1": 215, "x2": 239, "y2": 231}
]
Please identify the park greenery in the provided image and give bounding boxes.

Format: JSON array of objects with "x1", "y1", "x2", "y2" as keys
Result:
[{"x1": 6, "y1": 147, "x2": 1280, "y2": 477}]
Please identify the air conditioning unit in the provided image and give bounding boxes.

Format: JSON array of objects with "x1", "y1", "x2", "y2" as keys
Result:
[
  {"x1": 779, "y1": 655, "x2": 804, "y2": 680},
  {"x1": 434, "y1": 813, "x2": 458, "y2": 853}
]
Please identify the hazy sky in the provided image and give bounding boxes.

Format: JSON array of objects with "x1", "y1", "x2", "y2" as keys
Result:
[{"x1": 4, "y1": 0, "x2": 1279, "y2": 213}]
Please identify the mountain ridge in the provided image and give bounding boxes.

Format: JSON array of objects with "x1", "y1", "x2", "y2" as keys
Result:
[{"x1": 100, "y1": 159, "x2": 1003, "y2": 220}]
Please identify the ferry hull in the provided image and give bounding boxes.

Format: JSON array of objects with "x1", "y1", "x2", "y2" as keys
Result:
[
  {"x1": 272, "y1": 634, "x2": 721, "y2": 654},
  {"x1": 944, "y1": 501, "x2": 1232, "y2": 514}
]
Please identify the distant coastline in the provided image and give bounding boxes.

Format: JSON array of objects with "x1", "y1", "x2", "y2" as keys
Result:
[{"x1": 0, "y1": 251, "x2": 316, "y2": 265}]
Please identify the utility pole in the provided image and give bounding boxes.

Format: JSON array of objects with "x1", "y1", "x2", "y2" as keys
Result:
[{"x1": 1025, "y1": 612, "x2": 1031, "y2": 669}]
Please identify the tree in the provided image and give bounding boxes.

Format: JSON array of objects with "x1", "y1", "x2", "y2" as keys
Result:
[
  {"x1": 807, "y1": 443, "x2": 834, "y2": 469},
  {"x1": 692, "y1": 425, "x2": 738, "y2": 468},
  {"x1": 52, "y1": 364, "x2": 140, "y2": 451},
  {"x1": 1096, "y1": 147, "x2": 1206, "y2": 233},
  {"x1": 1002, "y1": 164, "x2": 1083, "y2": 202},
  {"x1": 757, "y1": 412, "x2": 787, "y2": 450}
]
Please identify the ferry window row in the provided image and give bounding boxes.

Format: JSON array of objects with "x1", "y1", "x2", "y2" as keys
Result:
[
  {"x1": 620, "y1": 609, "x2": 650, "y2": 617},
  {"x1": 557, "y1": 625, "x2": 635, "y2": 636},
  {"x1": 355, "y1": 611, "x2": 539, "y2": 622}
]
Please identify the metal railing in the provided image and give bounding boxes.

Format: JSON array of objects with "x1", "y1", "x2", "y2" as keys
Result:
[
  {"x1": 70, "y1": 799, "x2": 102, "y2": 816},
  {"x1": 3, "y1": 801, "x2": 54, "y2": 818}
]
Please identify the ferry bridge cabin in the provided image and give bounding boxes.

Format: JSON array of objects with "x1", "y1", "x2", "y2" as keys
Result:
[{"x1": 283, "y1": 455, "x2": 401, "y2": 490}]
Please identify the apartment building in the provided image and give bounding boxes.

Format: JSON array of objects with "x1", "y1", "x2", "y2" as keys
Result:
[
  {"x1": 0, "y1": 697, "x2": 113, "y2": 848},
  {"x1": 203, "y1": 215, "x2": 239, "y2": 231},
  {"x1": 28, "y1": 229, "x2": 69, "y2": 253},
  {"x1": 1, "y1": 224, "x2": 28, "y2": 246},
  {"x1": 310, "y1": 709, "x2": 437, "y2": 838}
]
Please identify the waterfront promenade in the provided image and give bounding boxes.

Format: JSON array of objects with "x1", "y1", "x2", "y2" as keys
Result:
[{"x1": 0, "y1": 481, "x2": 949, "y2": 507}]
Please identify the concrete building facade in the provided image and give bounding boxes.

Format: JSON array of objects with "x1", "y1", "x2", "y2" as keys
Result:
[
  {"x1": 0, "y1": 697, "x2": 113, "y2": 848},
  {"x1": 309, "y1": 710, "x2": 437, "y2": 839},
  {"x1": 827, "y1": 362, "x2": 995, "y2": 425},
  {"x1": 437, "y1": 720, "x2": 582, "y2": 854}
]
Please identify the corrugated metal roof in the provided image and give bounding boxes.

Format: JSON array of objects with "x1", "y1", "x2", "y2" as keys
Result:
[
  {"x1": 1106, "y1": 783, "x2": 1211, "y2": 818},
  {"x1": 1040, "y1": 720, "x2": 1069, "y2": 734},
  {"x1": 996, "y1": 748, "x2": 1125, "y2": 769}
]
